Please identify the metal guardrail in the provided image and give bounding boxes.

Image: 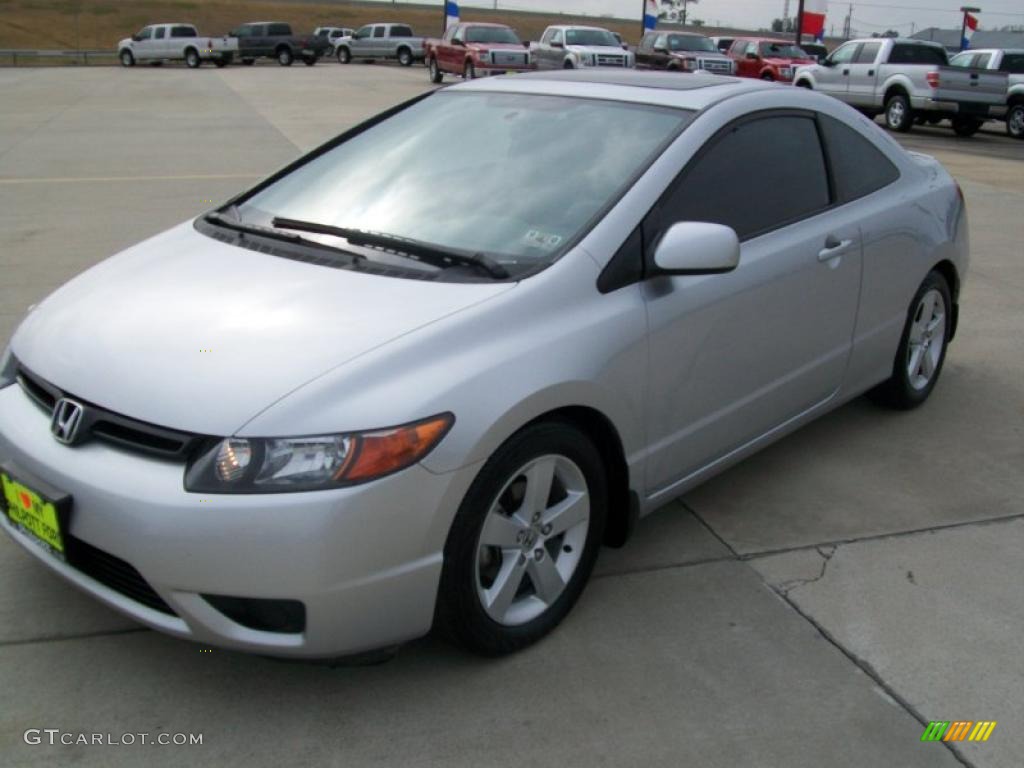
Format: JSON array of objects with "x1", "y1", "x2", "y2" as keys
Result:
[{"x1": 0, "y1": 49, "x2": 117, "y2": 67}]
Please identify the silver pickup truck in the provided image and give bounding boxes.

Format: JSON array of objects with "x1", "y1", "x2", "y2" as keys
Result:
[
  {"x1": 334, "y1": 22, "x2": 425, "y2": 67},
  {"x1": 531, "y1": 25, "x2": 634, "y2": 70},
  {"x1": 951, "y1": 48, "x2": 1024, "y2": 139},
  {"x1": 117, "y1": 23, "x2": 236, "y2": 68},
  {"x1": 794, "y1": 38, "x2": 1008, "y2": 136}
]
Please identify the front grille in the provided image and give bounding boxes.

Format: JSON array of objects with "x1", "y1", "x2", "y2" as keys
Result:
[
  {"x1": 66, "y1": 535, "x2": 176, "y2": 616},
  {"x1": 491, "y1": 51, "x2": 528, "y2": 67},
  {"x1": 15, "y1": 363, "x2": 206, "y2": 460},
  {"x1": 596, "y1": 54, "x2": 627, "y2": 67},
  {"x1": 699, "y1": 58, "x2": 732, "y2": 73}
]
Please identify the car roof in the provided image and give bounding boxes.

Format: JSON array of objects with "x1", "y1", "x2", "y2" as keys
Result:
[
  {"x1": 459, "y1": 22, "x2": 512, "y2": 28},
  {"x1": 451, "y1": 70, "x2": 767, "y2": 111},
  {"x1": 550, "y1": 25, "x2": 613, "y2": 32},
  {"x1": 738, "y1": 37, "x2": 793, "y2": 44}
]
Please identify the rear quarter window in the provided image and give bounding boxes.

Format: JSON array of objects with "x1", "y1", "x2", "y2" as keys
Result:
[
  {"x1": 1000, "y1": 54, "x2": 1024, "y2": 73},
  {"x1": 818, "y1": 114, "x2": 900, "y2": 203},
  {"x1": 391, "y1": 26, "x2": 413, "y2": 38},
  {"x1": 889, "y1": 44, "x2": 947, "y2": 65},
  {"x1": 268, "y1": 24, "x2": 291, "y2": 36}
]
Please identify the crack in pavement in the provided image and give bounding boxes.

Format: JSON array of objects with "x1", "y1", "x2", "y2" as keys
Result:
[{"x1": 774, "y1": 544, "x2": 837, "y2": 597}]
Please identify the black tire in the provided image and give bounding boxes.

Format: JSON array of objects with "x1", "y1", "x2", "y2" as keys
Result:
[
  {"x1": 242, "y1": 58, "x2": 255, "y2": 66},
  {"x1": 428, "y1": 57, "x2": 443, "y2": 84},
  {"x1": 276, "y1": 47, "x2": 293, "y2": 67},
  {"x1": 563, "y1": 60, "x2": 574, "y2": 69},
  {"x1": 397, "y1": 47, "x2": 413, "y2": 67},
  {"x1": 464, "y1": 60, "x2": 476, "y2": 80},
  {"x1": 435, "y1": 421, "x2": 608, "y2": 656},
  {"x1": 337, "y1": 46, "x2": 351, "y2": 64},
  {"x1": 795, "y1": 79, "x2": 812, "y2": 89},
  {"x1": 951, "y1": 116, "x2": 982, "y2": 137},
  {"x1": 868, "y1": 270, "x2": 953, "y2": 410},
  {"x1": 185, "y1": 48, "x2": 201, "y2": 69},
  {"x1": 303, "y1": 55, "x2": 317, "y2": 66},
  {"x1": 119, "y1": 49, "x2": 135, "y2": 67},
  {"x1": 1008, "y1": 103, "x2": 1024, "y2": 139},
  {"x1": 760, "y1": 72, "x2": 774, "y2": 81},
  {"x1": 213, "y1": 58, "x2": 228, "y2": 68},
  {"x1": 884, "y1": 92, "x2": 913, "y2": 132}
]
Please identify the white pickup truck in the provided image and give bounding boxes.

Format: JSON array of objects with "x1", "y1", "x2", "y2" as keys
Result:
[
  {"x1": 118, "y1": 23, "x2": 237, "y2": 69},
  {"x1": 794, "y1": 38, "x2": 1008, "y2": 136},
  {"x1": 950, "y1": 48, "x2": 1024, "y2": 139}
]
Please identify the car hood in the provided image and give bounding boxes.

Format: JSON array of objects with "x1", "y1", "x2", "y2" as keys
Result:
[
  {"x1": 12, "y1": 221, "x2": 514, "y2": 436},
  {"x1": 566, "y1": 45, "x2": 628, "y2": 54},
  {"x1": 764, "y1": 56, "x2": 814, "y2": 66},
  {"x1": 672, "y1": 51, "x2": 730, "y2": 60},
  {"x1": 473, "y1": 43, "x2": 526, "y2": 50}
]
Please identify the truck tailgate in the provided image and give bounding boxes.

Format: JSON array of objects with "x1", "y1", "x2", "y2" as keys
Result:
[{"x1": 933, "y1": 66, "x2": 1008, "y2": 105}]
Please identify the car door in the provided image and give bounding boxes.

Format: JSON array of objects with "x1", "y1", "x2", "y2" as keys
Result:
[
  {"x1": 651, "y1": 34, "x2": 671, "y2": 70},
  {"x1": 446, "y1": 25, "x2": 464, "y2": 70},
  {"x1": 845, "y1": 41, "x2": 882, "y2": 105},
  {"x1": 370, "y1": 25, "x2": 387, "y2": 58},
  {"x1": 541, "y1": 29, "x2": 564, "y2": 69},
  {"x1": 734, "y1": 41, "x2": 758, "y2": 77},
  {"x1": 815, "y1": 41, "x2": 859, "y2": 97},
  {"x1": 642, "y1": 113, "x2": 861, "y2": 492},
  {"x1": 350, "y1": 25, "x2": 372, "y2": 58},
  {"x1": 636, "y1": 33, "x2": 654, "y2": 69},
  {"x1": 132, "y1": 26, "x2": 156, "y2": 60}
]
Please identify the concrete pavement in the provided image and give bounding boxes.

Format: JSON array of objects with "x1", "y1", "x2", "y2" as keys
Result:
[{"x1": 1, "y1": 65, "x2": 1022, "y2": 767}]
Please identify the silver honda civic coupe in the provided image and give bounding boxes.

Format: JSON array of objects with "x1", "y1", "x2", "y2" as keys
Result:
[{"x1": 0, "y1": 72, "x2": 967, "y2": 658}]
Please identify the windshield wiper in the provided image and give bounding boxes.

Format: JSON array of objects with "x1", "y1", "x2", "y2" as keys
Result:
[
  {"x1": 204, "y1": 211, "x2": 364, "y2": 265},
  {"x1": 271, "y1": 216, "x2": 510, "y2": 280}
]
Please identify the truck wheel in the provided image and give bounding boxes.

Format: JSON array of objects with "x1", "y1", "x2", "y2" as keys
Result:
[
  {"x1": 563, "y1": 60, "x2": 574, "y2": 69},
  {"x1": 242, "y1": 58, "x2": 255, "y2": 66},
  {"x1": 337, "y1": 47, "x2": 351, "y2": 64},
  {"x1": 214, "y1": 58, "x2": 228, "y2": 69},
  {"x1": 119, "y1": 50, "x2": 135, "y2": 67},
  {"x1": 429, "y1": 57, "x2": 443, "y2": 84},
  {"x1": 795, "y1": 79, "x2": 812, "y2": 88},
  {"x1": 464, "y1": 60, "x2": 476, "y2": 80},
  {"x1": 185, "y1": 48, "x2": 201, "y2": 69},
  {"x1": 303, "y1": 55, "x2": 317, "y2": 66},
  {"x1": 1006, "y1": 104, "x2": 1024, "y2": 139},
  {"x1": 951, "y1": 116, "x2": 982, "y2": 137},
  {"x1": 884, "y1": 93, "x2": 913, "y2": 132},
  {"x1": 397, "y1": 47, "x2": 413, "y2": 67},
  {"x1": 277, "y1": 47, "x2": 293, "y2": 67},
  {"x1": 760, "y1": 72, "x2": 775, "y2": 81}
]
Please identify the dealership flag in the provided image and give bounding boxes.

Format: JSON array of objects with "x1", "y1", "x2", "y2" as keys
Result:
[
  {"x1": 643, "y1": 0, "x2": 659, "y2": 32},
  {"x1": 962, "y1": 12, "x2": 978, "y2": 49},
  {"x1": 445, "y1": 1, "x2": 460, "y2": 30},
  {"x1": 801, "y1": 0, "x2": 828, "y2": 42}
]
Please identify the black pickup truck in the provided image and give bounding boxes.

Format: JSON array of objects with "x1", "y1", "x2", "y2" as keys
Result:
[{"x1": 230, "y1": 22, "x2": 331, "y2": 66}]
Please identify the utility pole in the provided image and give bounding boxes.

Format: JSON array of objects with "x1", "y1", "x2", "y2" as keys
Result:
[{"x1": 794, "y1": 0, "x2": 804, "y2": 46}]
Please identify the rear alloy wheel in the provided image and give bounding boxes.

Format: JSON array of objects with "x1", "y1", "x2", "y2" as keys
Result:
[
  {"x1": 429, "y1": 57, "x2": 443, "y2": 83},
  {"x1": 185, "y1": 48, "x2": 201, "y2": 69},
  {"x1": 951, "y1": 116, "x2": 983, "y2": 137},
  {"x1": 120, "y1": 50, "x2": 135, "y2": 67},
  {"x1": 337, "y1": 47, "x2": 351, "y2": 64},
  {"x1": 1005, "y1": 104, "x2": 1024, "y2": 139},
  {"x1": 869, "y1": 271, "x2": 952, "y2": 409},
  {"x1": 884, "y1": 93, "x2": 913, "y2": 132},
  {"x1": 436, "y1": 422, "x2": 607, "y2": 655},
  {"x1": 397, "y1": 47, "x2": 413, "y2": 67},
  {"x1": 277, "y1": 48, "x2": 293, "y2": 66}
]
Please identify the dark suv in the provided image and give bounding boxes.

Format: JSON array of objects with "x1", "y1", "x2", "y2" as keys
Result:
[{"x1": 231, "y1": 22, "x2": 331, "y2": 66}]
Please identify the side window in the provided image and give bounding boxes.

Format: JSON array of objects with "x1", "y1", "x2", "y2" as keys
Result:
[
  {"x1": 154, "y1": 27, "x2": 166, "y2": 40},
  {"x1": 452, "y1": 26, "x2": 464, "y2": 43},
  {"x1": 972, "y1": 53, "x2": 991, "y2": 68},
  {"x1": 639, "y1": 33, "x2": 653, "y2": 51},
  {"x1": 746, "y1": 42, "x2": 758, "y2": 57},
  {"x1": 1001, "y1": 54, "x2": 1024, "y2": 73},
  {"x1": 829, "y1": 43, "x2": 858, "y2": 65},
  {"x1": 659, "y1": 115, "x2": 830, "y2": 240},
  {"x1": 654, "y1": 35, "x2": 667, "y2": 51},
  {"x1": 137, "y1": 27, "x2": 153, "y2": 40},
  {"x1": 855, "y1": 43, "x2": 880, "y2": 63},
  {"x1": 949, "y1": 52, "x2": 972, "y2": 67},
  {"x1": 551, "y1": 30, "x2": 563, "y2": 45},
  {"x1": 392, "y1": 26, "x2": 413, "y2": 38},
  {"x1": 268, "y1": 24, "x2": 290, "y2": 37},
  {"x1": 818, "y1": 113, "x2": 900, "y2": 203},
  {"x1": 373, "y1": 26, "x2": 386, "y2": 39},
  {"x1": 171, "y1": 26, "x2": 194, "y2": 39},
  {"x1": 354, "y1": 26, "x2": 371, "y2": 40},
  {"x1": 890, "y1": 44, "x2": 947, "y2": 65}
]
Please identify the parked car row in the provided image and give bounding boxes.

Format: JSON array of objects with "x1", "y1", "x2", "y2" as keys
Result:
[{"x1": 793, "y1": 38, "x2": 1018, "y2": 138}]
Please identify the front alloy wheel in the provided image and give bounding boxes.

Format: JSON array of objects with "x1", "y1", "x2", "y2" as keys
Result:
[
  {"x1": 437, "y1": 422, "x2": 607, "y2": 655},
  {"x1": 1007, "y1": 104, "x2": 1024, "y2": 139},
  {"x1": 885, "y1": 93, "x2": 913, "y2": 132}
]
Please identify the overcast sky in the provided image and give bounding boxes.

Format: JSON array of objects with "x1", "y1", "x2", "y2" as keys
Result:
[{"x1": 429, "y1": 0, "x2": 1024, "y2": 37}]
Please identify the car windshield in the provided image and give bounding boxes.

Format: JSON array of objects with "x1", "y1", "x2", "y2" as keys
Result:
[
  {"x1": 565, "y1": 29, "x2": 619, "y2": 47},
  {"x1": 232, "y1": 92, "x2": 691, "y2": 278},
  {"x1": 759, "y1": 42, "x2": 807, "y2": 58},
  {"x1": 466, "y1": 27, "x2": 520, "y2": 44},
  {"x1": 670, "y1": 36, "x2": 716, "y2": 52}
]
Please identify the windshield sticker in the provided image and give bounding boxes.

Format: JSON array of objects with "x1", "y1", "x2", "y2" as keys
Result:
[{"x1": 524, "y1": 230, "x2": 563, "y2": 249}]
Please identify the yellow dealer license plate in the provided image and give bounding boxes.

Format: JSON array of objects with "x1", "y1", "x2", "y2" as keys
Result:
[{"x1": 1, "y1": 470, "x2": 66, "y2": 559}]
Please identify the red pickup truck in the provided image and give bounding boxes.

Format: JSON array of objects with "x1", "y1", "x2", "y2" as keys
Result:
[
  {"x1": 727, "y1": 37, "x2": 815, "y2": 82},
  {"x1": 426, "y1": 22, "x2": 532, "y2": 83}
]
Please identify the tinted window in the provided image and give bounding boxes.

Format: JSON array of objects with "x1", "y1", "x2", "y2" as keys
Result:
[
  {"x1": 949, "y1": 52, "x2": 972, "y2": 67},
  {"x1": 819, "y1": 114, "x2": 899, "y2": 203},
  {"x1": 392, "y1": 25, "x2": 414, "y2": 38},
  {"x1": 669, "y1": 35, "x2": 715, "y2": 52},
  {"x1": 855, "y1": 42, "x2": 880, "y2": 63},
  {"x1": 354, "y1": 26, "x2": 372, "y2": 39},
  {"x1": 661, "y1": 115, "x2": 829, "y2": 240},
  {"x1": 466, "y1": 26, "x2": 519, "y2": 44},
  {"x1": 171, "y1": 26, "x2": 196, "y2": 38},
  {"x1": 829, "y1": 43, "x2": 857, "y2": 64},
  {"x1": 999, "y1": 54, "x2": 1024, "y2": 73},
  {"x1": 137, "y1": 27, "x2": 153, "y2": 40},
  {"x1": 373, "y1": 27, "x2": 386, "y2": 39},
  {"x1": 889, "y1": 44, "x2": 947, "y2": 65},
  {"x1": 154, "y1": 27, "x2": 166, "y2": 40},
  {"x1": 639, "y1": 33, "x2": 655, "y2": 51}
]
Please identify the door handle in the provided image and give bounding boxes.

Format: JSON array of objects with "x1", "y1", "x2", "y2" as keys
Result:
[
  {"x1": 868, "y1": 69, "x2": 875, "y2": 76},
  {"x1": 842, "y1": 68, "x2": 849, "y2": 75},
  {"x1": 818, "y1": 236, "x2": 854, "y2": 262}
]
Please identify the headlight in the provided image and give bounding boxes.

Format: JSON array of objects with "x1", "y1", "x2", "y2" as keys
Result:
[
  {"x1": 184, "y1": 413, "x2": 453, "y2": 493},
  {"x1": 0, "y1": 345, "x2": 14, "y2": 389},
  {"x1": 683, "y1": 58, "x2": 697, "y2": 71},
  {"x1": 576, "y1": 52, "x2": 594, "y2": 66}
]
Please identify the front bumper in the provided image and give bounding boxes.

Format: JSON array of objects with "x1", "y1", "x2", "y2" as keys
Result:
[{"x1": 0, "y1": 383, "x2": 475, "y2": 657}]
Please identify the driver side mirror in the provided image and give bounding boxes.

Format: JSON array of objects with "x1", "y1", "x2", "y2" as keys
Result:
[
  {"x1": 652, "y1": 222, "x2": 740, "y2": 276},
  {"x1": 132, "y1": 34, "x2": 142, "y2": 42},
  {"x1": 453, "y1": 39, "x2": 465, "y2": 47},
  {"x1": 822, "y1": 57, "x2": 836, "y2": 67},
  {"x1": 745, "y1": 52, "x2": 759, "y2": 60},
  {"x1": 522, "y1": 41, "x2": 530, "y2": 48},
  {"x1": 654, "y1": 45, "x2": 668, "y2": 54}
]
